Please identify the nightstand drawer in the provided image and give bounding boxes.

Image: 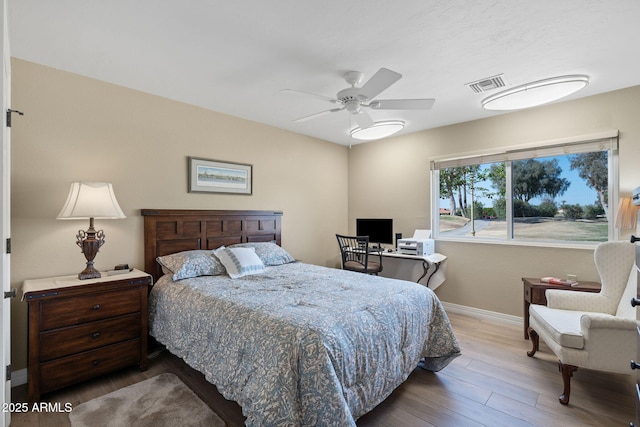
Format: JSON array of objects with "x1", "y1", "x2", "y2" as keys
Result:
[
  {"x1": 39, "y1": 313, "x2": 141, "y2": 362},
  {"x1": 40, "y1": 339, "x2": 140, "y2": 394},
  {"x1": 40, "y1": 287, "x2": 141, "y2": 330}
]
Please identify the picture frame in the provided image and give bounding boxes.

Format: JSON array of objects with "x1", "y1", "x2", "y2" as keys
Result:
[{"x1": 188, "y1": 157, "x2": 253, "y2": 195}]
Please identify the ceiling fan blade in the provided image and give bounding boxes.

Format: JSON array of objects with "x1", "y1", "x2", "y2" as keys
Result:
[
  {"x1": 358, "y1": 68, "x2": 402, "y2": 100},
  {"x1": 369, "y1": 99, "x2": 436, "y2": 110},
  {"x1": 281, "y1": 89, "x2": 337, "y2": 103},
  {"x1": 353, "y1": 109, "x2": 374, "y2": 129},
  {"x1": 293, "y1": 107, "x2": 344, "y2": 123}
]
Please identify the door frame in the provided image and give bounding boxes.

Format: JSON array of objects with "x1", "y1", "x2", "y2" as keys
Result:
[{"x1": 1, "y1": 0, "x2": 11, "y2": 425}]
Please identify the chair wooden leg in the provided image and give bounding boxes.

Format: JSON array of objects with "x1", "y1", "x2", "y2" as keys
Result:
[
  {"x1": 526, "y1": 327, "x2": 539, "y2": 357},
  {"x1": 558, "y1": 362, "x2": 578, "y2": 405}
]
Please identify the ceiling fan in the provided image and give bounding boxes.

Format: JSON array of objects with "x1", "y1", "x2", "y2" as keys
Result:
[{"x1": 284, "y1": 68, "x2": 435, "y2": 130}]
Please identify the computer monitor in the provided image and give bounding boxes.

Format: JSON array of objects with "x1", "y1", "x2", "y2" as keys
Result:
[{"x1": 356, "y1": 218, "x2": 393, "y2": 245}]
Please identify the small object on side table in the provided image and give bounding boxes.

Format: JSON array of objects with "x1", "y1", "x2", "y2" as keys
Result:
[
  {"x1": 540, "y1": 276, "x2": 578, "y2": 286},
  {"x1": 106, "y1": 267, "x2": 134, "y2": 276},
  {"x1": 522, "y1": 277, "x2": 601, "y2": 340}
]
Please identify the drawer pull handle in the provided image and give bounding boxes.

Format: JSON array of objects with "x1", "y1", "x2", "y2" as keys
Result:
[
  {"x1": 92, "y1": 304, "x2": 101, "y2": 310},
  {"x1": 92, "y1": 360, "x2": 100, "y2": 366},
  {"x1": 631, "y1": 360, "x2": 640, "y2": 370},
  {"x1": 91, "y1": 332, "x2": 101, "y2": 339},
  {"x1": 631, "y1": 298, "x2": 640, "y2": 308}
]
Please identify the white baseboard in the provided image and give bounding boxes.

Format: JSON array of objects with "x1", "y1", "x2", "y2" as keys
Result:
[
  {"x1": 11, "y1": 368, "x2": 27, "y2": 387},
  {"x1": 442, "y1": 301, "x2": 522, "y2": 327}
]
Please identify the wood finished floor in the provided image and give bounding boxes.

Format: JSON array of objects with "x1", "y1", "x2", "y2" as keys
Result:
[{"x1": 10, "y1": 311, "x2": 636, "y2": 427}]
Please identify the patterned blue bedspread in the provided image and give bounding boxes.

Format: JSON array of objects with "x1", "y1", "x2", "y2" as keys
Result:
[{"x1": 149, "y1": 262, "x2": 460, "y2": 426}]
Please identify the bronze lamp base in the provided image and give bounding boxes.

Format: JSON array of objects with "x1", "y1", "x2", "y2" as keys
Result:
[{"x1": 76, "y1": 218, "x2": 105, "y2": 280}]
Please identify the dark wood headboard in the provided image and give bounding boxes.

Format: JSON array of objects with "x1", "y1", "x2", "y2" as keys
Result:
[{"x1": 142, "y1": 209, "x2": 283, "y2": 280}]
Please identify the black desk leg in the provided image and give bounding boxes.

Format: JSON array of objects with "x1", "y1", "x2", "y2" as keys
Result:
[{"x1": 418, "y1": 260, "x2": 440, "y2": 287}]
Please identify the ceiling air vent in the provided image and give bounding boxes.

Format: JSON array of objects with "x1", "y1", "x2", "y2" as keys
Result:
[{"x1": 466, "y1": 74, "x2": 507, "y2": 93}]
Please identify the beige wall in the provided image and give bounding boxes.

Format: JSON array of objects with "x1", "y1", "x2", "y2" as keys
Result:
[
  {"x1": 348, "y1": 85, "x2": 640, "y2": 315},
  {"x1": 9, "y1": 59, "x2": 349, "y2": 370}
]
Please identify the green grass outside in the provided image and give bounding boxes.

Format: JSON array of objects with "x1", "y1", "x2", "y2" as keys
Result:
[{"x1": 439, "y1": 215, "x2": 608, "y2": 242}]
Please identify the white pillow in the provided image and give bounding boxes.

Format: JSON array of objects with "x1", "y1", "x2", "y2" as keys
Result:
[{"x1": 213, "y1": 246, "x2": 266, "y2": 279}]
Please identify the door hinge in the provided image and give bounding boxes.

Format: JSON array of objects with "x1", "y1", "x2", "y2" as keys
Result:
[
  {"x1": 5, "y1": 365, "x2": 10, "y2": 381},
  {"x1": 6, "y1": 109, "x2": 24, "y2": 128},
  {"x1": 4, "y1": 289, "x2": 16, "y2": 299},
  {"x1": 5, "y1": 237, "x2": 10, "y2": 254}
]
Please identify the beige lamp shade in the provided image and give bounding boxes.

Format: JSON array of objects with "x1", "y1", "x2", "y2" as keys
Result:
[
  {"x1": 615, "y1": 197, "x2": 638, "y2": 231},
  {"x1": 57, "y1": 182, "x2": 125, "y2": 219}
]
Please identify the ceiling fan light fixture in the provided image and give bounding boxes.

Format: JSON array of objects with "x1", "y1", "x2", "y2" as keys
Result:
[
  {"x1": 481, "y1": 75, "x2": 589, "y2": 111},
  {"x1": 350, "y1": 120, "x2": 405, "y2": 141}
]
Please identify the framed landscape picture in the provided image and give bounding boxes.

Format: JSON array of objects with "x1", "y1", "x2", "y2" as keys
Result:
[{"x1": 188, "y1": 157, "x2": 253, "y2": 195}]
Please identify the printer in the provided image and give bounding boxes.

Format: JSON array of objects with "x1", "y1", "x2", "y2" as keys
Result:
[{"x1": 397, "y1": 229, "x2": 435, "y2": 256}]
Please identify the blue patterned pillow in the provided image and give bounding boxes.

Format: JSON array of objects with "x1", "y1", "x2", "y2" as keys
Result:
[
  {"x1": 229, "y1": 242, "x2": 295, "y2": 266},
  {"x1": 156, "y1": 250, "x2": 226, "y2": 281},
  {"x1": 213, "y1": 247, "x2": 266, "y2": 278}
]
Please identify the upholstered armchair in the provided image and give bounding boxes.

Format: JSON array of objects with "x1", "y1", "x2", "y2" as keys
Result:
[{"x1": 527, "y1": 241, "x2": 637, "y2": 405}]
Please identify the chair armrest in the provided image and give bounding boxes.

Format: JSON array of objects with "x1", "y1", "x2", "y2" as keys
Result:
[
  {"x1": 368, "y1": 248, "x2": 383, "y2": 269},
  {"x1": 365, "y1": 247, "x2": 382, "y2": 256},
  {"x1": 580, "y1": 313, "x2": 638, "y2": 372},
  {"x1": 546, "y1": 289, "x2": 617, "y2": 314},
  {"x1": 580, "y1": 313, "x2": 638, "y2": 331}
]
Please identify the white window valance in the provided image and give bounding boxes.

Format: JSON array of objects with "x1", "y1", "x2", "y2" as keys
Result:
[{"x1": 430, "y1": 130, "x2": 619, "y2": 170}]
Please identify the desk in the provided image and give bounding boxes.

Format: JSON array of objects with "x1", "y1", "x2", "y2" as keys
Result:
[
  {"x1": 379, "y1": 251, "x2": 447, "y2": 289},
  {"x1": 522, "y1": 277, "x2": 601, "y2": 340}
]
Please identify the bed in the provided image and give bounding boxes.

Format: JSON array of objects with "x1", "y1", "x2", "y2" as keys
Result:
[{"x1": 142, "y1": 209, "x2": 460, "y2": 426}]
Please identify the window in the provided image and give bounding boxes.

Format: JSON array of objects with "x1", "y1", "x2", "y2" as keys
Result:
[{"x1": 430, "y1": 131, "x2": 619, "y2": 244}]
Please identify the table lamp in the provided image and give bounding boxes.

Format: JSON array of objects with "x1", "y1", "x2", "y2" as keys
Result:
[
  {"x1": 57, "y1": 182, "x2": 126, "y2": 279},
  {"x1": 615, "y1": 197, "x2": 639, "y2": 232}
]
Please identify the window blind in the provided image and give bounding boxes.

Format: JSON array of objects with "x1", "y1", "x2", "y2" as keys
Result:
[{"x1": 430, "y1": 130, "x2": 618, "y2": 170}]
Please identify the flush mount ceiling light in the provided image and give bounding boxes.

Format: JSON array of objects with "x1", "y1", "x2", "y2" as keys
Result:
[
  {"x1": 350, "y1": 120, "x2": 405, "y2": 141},
  {"x1": 481, "y1": 75, "x2": 589, "y2": 111}
]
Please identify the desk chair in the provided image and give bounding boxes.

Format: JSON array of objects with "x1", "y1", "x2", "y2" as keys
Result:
[{"x1": 336, "y1": 234, "x2": 383, "y2": 275}]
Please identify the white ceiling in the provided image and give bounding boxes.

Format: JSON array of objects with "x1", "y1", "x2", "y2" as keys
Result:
[{"x1": 8, "y1": 1, "x2": 640, "y2": 146}]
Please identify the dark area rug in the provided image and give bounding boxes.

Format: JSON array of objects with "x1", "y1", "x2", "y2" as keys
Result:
[{"x1": 68, "y1": 373, "x2": 225, "y2": 427}]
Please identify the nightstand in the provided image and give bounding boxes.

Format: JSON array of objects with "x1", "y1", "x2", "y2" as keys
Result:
[
  {"x1": 23, "y1": 269, "x2": 152, "y2": 403},
  {"x1": 522, "y1": 277, "x2": 601, "y2": 339}
]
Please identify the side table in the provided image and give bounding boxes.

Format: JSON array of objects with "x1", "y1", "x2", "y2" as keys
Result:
[
  {"x1": 522, "y1": 277, "x2": 601, "y2": 339},
  {"x1": 23, "y1": 269, "x2": 152, "y2": 403}
]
